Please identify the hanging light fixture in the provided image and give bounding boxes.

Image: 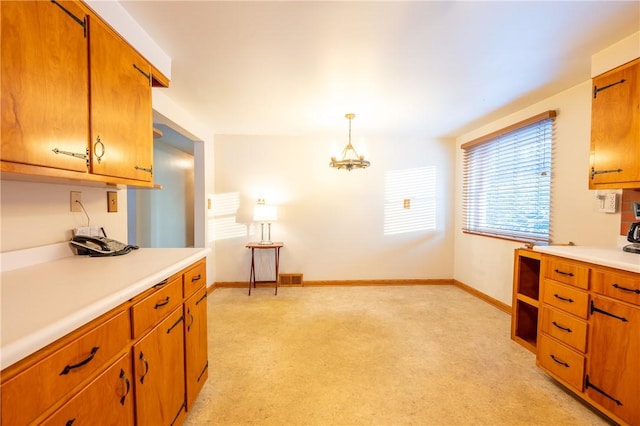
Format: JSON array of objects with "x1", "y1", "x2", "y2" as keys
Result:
[{"x1": 330, "y1": 113, "x2": 370, "y2": 171}]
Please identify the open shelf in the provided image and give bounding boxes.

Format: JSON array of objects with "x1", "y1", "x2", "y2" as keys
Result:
[{"x1": 511, "y1": 248, "x2": 541, "y2": 353}]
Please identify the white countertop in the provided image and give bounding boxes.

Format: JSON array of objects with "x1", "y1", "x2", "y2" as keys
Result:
[
  {"x1": 533, "y1": 245, "x2": 640, "y2": 273},
  {"x1": 0, "y1": 247, "x2": 209, "y2": 370}
]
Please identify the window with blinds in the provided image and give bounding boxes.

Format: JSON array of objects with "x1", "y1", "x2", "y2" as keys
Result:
[{"x1": 462, "y1": 111, "x2": 556, "y2": 243}]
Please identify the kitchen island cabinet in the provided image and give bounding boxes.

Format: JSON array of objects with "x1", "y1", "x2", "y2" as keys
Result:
[
  {"x1": 1, "y1": 248, "x2": 209, "y2": 425},
  {"x1": 520, "y1": 246, "x2": 640, "y2": 426}
]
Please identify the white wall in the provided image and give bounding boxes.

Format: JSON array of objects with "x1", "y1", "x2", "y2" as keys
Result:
[
  {"x1": 213, "y1": 134, "x2": 455, "y2": 282},
  {"x1": 453, "y1": 40, "x2": 637, "y2": 306},
  {"x1": 0, "y1": 180, "x2": 128, "y2": 252}
]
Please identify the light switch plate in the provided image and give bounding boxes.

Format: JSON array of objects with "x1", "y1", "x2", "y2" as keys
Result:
[{"x1": 107, "y1": 191, "x2": 118, "y2": 212}]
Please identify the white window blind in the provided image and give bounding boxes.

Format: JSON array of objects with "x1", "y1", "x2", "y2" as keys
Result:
[{"x1": 462, "y1": 111, "x2": 556, "y2": 243}]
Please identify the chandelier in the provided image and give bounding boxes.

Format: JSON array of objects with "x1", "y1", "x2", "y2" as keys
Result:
[{"x1": 330, "y1": 113, "x2": 370, "y2": 171}]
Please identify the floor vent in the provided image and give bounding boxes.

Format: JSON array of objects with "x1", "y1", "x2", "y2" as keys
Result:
[{"x1": 279, "y1": 273, "x2": 303, "y2": 286}]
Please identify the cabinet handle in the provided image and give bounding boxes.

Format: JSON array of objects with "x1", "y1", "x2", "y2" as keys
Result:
[
  {"x1": 60, "y1": 346, "x2": 99, "y2": 375},
  {"x1": 197, "y1": 361, "x2": 209, "y2": 382},
  {"x1": 187, "y1": 307, "x2": 194, "y2": 332},
  {"x1": 551, "y1": 321, "x2": 572, "y2": 333},
  {"x1": 612, "y1": 283, "x2": 640, "y2": 294},
  {"x1": 139, "y1": 352, "x2": 149, "y2": 384},
  {"x1": 132, "y1": 63, "x2": 151, "y2": 84},
  {"x1": 154, "y1": 297, "x2": 170, "y2": 309},
  {"x1": 191, "y1": 274, "x2": 202, "y2": 282},
  {"x1": 134, "y1": 165, "x2": 153, "y2": 176},
  {"x1": 167, "y1": 315, "x2": 184, "y2": 334},
  {"x1": 65, "y1": 419, "x2": 76, "y2": 426},
  {"x1": 152, "y1": 278, "x2": 169, "y2": 288},
  {"x1": 550, "y1": 354, "x2": 569, "y2": 368},
  {"x1": 553, "y1": 269, "x2": 574, "y2": 277},
  {"x1": 591, "y1": 167, "x2": 623, "y2": 180},
  {"x1": 590, "y1": 301, "x2": 628, "y2": 322},
  {"x1": 119, "y1": 368, "x2": 131, "y2": 406},
  {"x1": 585, "y1": 375, "x2": 623, "y2": 406},
  {"x1": 593, "y1": 78, "x2": 626, "y2": 99},
  {"x1": 196, "y1": 293, "x2": 208, "y2": 306},
  {"x1": 553, "y1": 294, "x2": 574, "y2": 303},
  {"x1": 52, "y1": 147, "x2": 89, "y2": 168},
  {"x1": 94, "y1": 137, "x2": 105, "y2": 164}
]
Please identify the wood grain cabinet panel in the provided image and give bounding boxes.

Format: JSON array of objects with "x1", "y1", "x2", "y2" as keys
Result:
[
  {"x1": 40, "y1": 352, "x2": 135, "y2": 426},
  {"x1": 590, "y1": 58, "x2": 640, "y2": 189},
  {"x1": 541, "y1": 280, "x2": 590, "y2": 319},
  {"x1": 133, "y1": 306, "x2": 186, "y2": 426},
  {"x1": 1, "y1": 0, "x2": 90, "y2": 173},
  {"x1": 592, "y1": 268, "x2": 640, "y2": 306},
  {"x1": 586, "y1": 295, "x2": 640, "y2": 426},
  {"x1": 131, "y1": 275, "x2": 183, "y2": 338},
  {"x1": 0, "y1": 309, "x2": 130, "y2": 425},
  {"x1": 183, "y1": 259, "x2": 206, "y2": 299},
  {"x1": 537, "y1": 334, "x2": 585, "y2": 392},
  {"x1": 540, "y1": 306, "x2": 588, "y2": 353},
  {"x1": 88, "y1": 16, "x2": 153, "y2": 182},
  {"x1": 543, "y1": 257, "x2": 590, "y2": 289},
  {"x1": 184, "y1": 286, "x2": 209, "y2": 410}
]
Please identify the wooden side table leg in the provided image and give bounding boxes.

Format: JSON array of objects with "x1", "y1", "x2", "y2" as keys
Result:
[{"x1": 248, "y1": 248, "x2": 256, "y2": 296}]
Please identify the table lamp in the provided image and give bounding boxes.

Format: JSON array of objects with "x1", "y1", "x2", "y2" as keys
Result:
[{"x1": 253, "y1": 198, "x2": 278, "y2": 244}]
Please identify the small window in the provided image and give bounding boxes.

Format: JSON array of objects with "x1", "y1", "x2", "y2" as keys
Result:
[{"x1": 462, "y1": 111, "x2": 556, "y2": 243}]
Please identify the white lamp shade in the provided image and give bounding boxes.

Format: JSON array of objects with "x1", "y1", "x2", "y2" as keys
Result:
[{"x1": 253, "y1": 204, "x2": 278, "y2": 222}]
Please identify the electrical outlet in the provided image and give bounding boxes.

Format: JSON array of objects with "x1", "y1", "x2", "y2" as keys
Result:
[
  {"x1": 603, "y1": 193, "x2": 617, "y2": 213},
  {"x1": 70, "y1": 191, "x2": 81, "y2": 212}
]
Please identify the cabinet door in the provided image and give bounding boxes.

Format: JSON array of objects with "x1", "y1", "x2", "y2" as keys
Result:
[
  {"x1": 586, "y1": 295, "x2": 640, "y2": 425},
  {"x1": 184, "y1": 287, "x2": 209, "y2": 410},
  {"x1": 88, "y1": 16, "x2": 153, "y2": 182},
  {"x1": 1, "y1": 0, "x2": 89, "y2": 172},
  {"x1": 590, "y1": 59, "x2": 640, "y2": 188},
  {"x1": 40, "y1": 352, "x2": 134, "y2": 426},
  {"x1": 133, "y1": 307, "x2": 186, "y2": 426}
]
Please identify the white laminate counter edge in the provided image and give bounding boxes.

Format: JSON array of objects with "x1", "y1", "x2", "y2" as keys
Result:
[
  {"x1": 1, "y1": 247, "x2": 210, "y2": 370},
  {"x1": 533, "y1": 245, "x2": 640, "y2": 273}
]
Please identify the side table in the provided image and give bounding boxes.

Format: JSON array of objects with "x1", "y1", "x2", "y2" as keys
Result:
[{"x1": 246, "y1": 242, "x2": 283, "y2": 295}]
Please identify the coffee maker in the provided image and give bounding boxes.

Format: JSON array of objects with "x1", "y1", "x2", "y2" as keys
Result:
[{"x1": 623, "y1": 202, "x2": 640, "y2": 254}]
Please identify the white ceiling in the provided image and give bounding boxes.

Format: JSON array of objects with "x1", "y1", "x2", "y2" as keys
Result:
[{"x1": 119, "y1": 1, "x2": 639, "y2": 139}]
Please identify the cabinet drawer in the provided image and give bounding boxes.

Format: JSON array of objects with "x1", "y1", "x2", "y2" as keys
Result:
[
  {"x1": 543, "y1": 257, "x2": 589, "y2": 289},
  {"x1": 40, "y1": 351, "x2": 134, "y2": 426},
  {"x1": 132, "y1": 276, "x2": 182, "y2": 338},
  {"x1": 542, "y1": 279, "x2": 589, "y2": 319},
  {"x1": 540, "y1": 306, "x2": 588, "y2": 353},
  {"x1": 1, "y1": 309, "x2": 130, "y2": 425},
  {"x1": 592, "y1": 269, "x2": 640, "y2": 306},
  {"x1": 537, "y1": 334, "x2": 585, "y2": 392},
  {"x1": 183, "y1": 259, "x2": 206, "y2": 298}
]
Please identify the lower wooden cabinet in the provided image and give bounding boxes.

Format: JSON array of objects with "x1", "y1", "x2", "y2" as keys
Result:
[
  {"x1": 0, "y1": 257, "x2": 208, "y2": 425},
  {"x1": 134, "y1": 307, "x2": 186, "y2": 426},
  {"x1": 529, "y1": 252, "x2": 640, "y2": 426},
  {"x1": 185, "y1": 286, "x2": 209, "y2": 410},
  {"x1": 40, "y1": 352, "x2": 135, "y2": 426}
]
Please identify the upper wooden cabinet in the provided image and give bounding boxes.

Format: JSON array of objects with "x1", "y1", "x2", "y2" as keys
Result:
[
  {"x1": 89, "y1": 16, "x2": 154, "y2": 182},
  {"x1": 1, "y1": 0, "x2": 90, "y2": 173},
  {"x1": 0, "y1": 0, "x2": 168, "y2": 187},
  {"x1": 590, "y1": 58, "x2": 640, "y2": 189}
]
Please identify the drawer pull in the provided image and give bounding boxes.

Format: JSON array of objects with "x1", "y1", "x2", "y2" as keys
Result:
[
  {"x1": 195, "y1": 293, "x2": 208, "y2": 306},
  {"x1": 191, "y1": 274, "x2": 202, "y2": 282},
  {"x1": 551, "y1": 321, "x2": 572, "y2": 333},
  {"x1": 550, "y1": 354, "x2": 569, "y2": 368},
  {"x1": 154, "y1": 297, "x2": 170, "y2": 309},
  {"x1": 152, "y1": 278, "x2": 169, "y2": 288},
  {"x1": 65, "y1": 419, "x2": 76, "y2": 426},
  {"x1": 167, "y1": 315, "x2": 184, "y2": 334},
  {"x1": 585, "y1": 375, "x2": 623, "y2": 406},
  {"x1": 119, "y1": 368, "x2": 131, "y2": 405},
  {"x1": 553, "y1": 294, "x2": 574, "y2": 303},
  {"x1": 590, "y1": 301, "x2": 628, "y2": 323},
  {"x1": 554, "y1": 269, "x2": 574, "y2": 277},
  {"x1": 139, "y1": 352, "x2": 149, "y2": 384},
  {"x1": 60, "y1": 346, "x2": 100, "y2": 375},
  {"x1": 612, "y1": 283, "x2": 640, "y2": 294}
]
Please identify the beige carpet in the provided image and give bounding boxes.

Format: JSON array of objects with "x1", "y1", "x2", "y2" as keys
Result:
[{"x1": 184, "y1": 285, "x2": 611, "y2": 426}]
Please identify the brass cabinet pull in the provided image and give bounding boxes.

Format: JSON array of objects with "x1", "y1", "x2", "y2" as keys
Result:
[{"x1": 94, "y1": 137, "x2": 105, "y2": 164}]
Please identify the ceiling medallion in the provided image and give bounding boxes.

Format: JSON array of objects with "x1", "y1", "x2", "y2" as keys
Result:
[{"x1": 330, "y1": 113, "x2": 370, "y2": 171}]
